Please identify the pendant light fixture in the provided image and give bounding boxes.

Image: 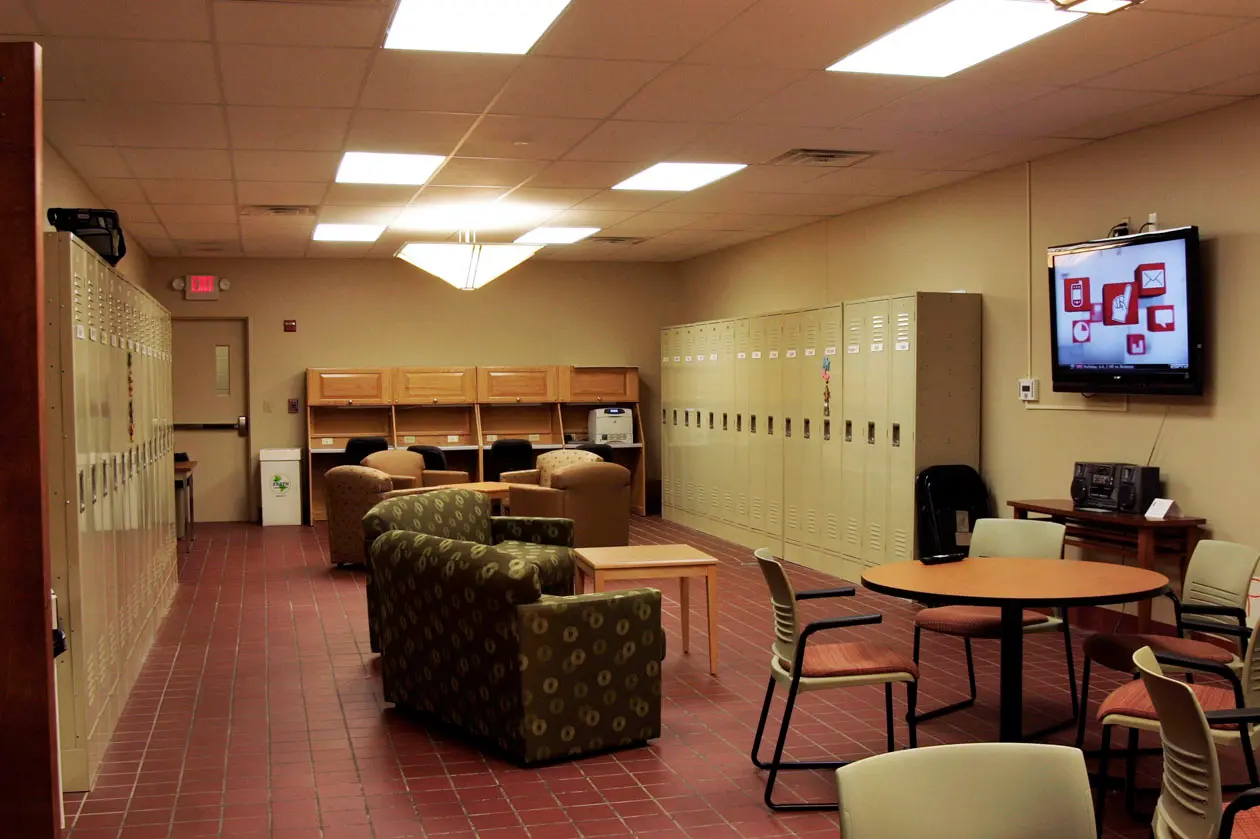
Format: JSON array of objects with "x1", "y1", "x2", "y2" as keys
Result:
[{"x1": 396, "y1": 231, "x2": 540, "y2": 291}]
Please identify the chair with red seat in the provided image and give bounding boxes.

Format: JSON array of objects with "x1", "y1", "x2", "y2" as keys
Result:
[
  {"x1": 1076, "y1": 539, "x2": 1260, "y2": 749},
  {"x1": 911, "y1": 518, "x2": 1073, "y2": 734},
  {"x1": 1094, "y1": 625, "x2": 1260, "y2": 830},
  {"x1": 751, "y1": 548, "x2": 918, "y2": 812}
]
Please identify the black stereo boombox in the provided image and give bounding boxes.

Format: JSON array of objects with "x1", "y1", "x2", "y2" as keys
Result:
[{"x1": 1070, "y1": 462, "x2": 1161, "y2": 514}]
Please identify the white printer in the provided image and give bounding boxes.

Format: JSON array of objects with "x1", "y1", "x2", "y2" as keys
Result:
[{"x1": 589, "y1": 407, "x2": 633, "y2": 444}]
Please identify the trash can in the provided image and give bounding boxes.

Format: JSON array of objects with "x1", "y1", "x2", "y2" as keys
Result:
[{"x1": 261, "y1": 448, "x2": 303, "y2": 526}]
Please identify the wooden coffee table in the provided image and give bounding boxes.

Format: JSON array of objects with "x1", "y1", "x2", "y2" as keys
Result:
[
  {"x1": 412, "y1": 481, "x2": 513, "y2": 500},
  {"x1": 574, "y1": 544, "x2": 720, "y2": 676}
]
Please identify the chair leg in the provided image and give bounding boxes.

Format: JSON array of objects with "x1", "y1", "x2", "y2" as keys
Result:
[
  {"x1": 750, "y1": 676, "x2": 776, "y2": 769},
  {"x1": 1096, "y1": 724, "x2": 1113, "y2": 838},
  {"x1": 906, "y1": 682, "x2": 918, "y2": 750},
  {"x1": 762, "y1": 674, "x2": 845, "y2": 812},
  {"x1": 1076, "y1": 658, "x2": 1092, "y2": 749},
  {"x1": 913, "y1": 632, "x2": 979, "y2": 723},
  {"x1": 1240, "y1": 722, "x2": 1259, "y2": 788},
  {"x1": 1062, "y1": 617, "x2": 1079, "y2": 721},
  {"x1": 1124, "y1": 728, "x2": 1140, "y2": 819},
  {"x1": 884, "y1": 683, "x2": 895, "y2": 753}
]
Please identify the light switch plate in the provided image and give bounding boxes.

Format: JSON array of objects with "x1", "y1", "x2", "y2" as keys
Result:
[{"x1": 1018, "y1": 377, "x2": 1039, "y2": 402}]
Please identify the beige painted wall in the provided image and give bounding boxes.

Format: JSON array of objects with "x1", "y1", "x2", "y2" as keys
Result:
[
  {"x1": 148, "y1": 257, "x2": 680, "y2": 513},
  {"x1": 43, "y1": 141, "x2": 151, "y2": 289},
  {"x1": 679, "y1": 96, "x2": 1260, "y2": 581}
]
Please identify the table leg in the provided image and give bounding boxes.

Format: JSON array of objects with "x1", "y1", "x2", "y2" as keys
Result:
[
  {"x1": 187, "y1": 473, "x2": 195, "y2": 552},
  {"x1": 592, "y1": 571, "x2": 605, "y2": 594},
  {"x1": 1014, "y1": 508, "x2": 1028, "y2": 520},
  {"x1": 575, "y1": 567, "x2": 586, "y2": 595},
  {"x1": 998, "y1": 605, "x2": 1025, "y2": 743},
  {"x1": 705, "y1": 570, "x2": 719, "y2": 676},
  {"x1": 1137, "y1": 528, "x2": 1155, "y2": 633},
  {"x1": 680, "y1": 576, "x2": 691, "y2": 654}
]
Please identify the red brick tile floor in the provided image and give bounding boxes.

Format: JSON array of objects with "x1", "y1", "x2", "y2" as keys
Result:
[{"x1": 61, "y1": 516, "x2": 1250, "y2": 839}]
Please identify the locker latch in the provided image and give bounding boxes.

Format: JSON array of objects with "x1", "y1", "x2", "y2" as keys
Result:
[
  {"x1": 683, "y1": 410, "x2": 689, "y2": 428},
  {"x1": 784, "y1": 418, "x2": 791, "y2": 438},
  {"x1": 672, "y1": 410, "x2": 677, "y2": 426},
  {"x1": 661, "y1": 409, "x2": 666, "y2": 424},
  {"x1": 892, "y1": 423, "x2": 901, "y2": 448},
  {"x1": 845, "y1": 420, "x2": 853, "y2": 442},
  {"x1": 867, "y1": 422, "x2": 876, "y2": 444},
  {"x1": 803, "y1": 418, "x2": 810, "y2": 440},
  {"x1": 708, "y1": 412, "x2": 714, "y2": 430},
  {"x1": 767, "y1": 416, "x2": 774, "y2": 436},
  {"x1": 722, "y1": 413, "x2": 728, "y2": 431},
  {"x1": 823, "y1": 419, "x2": 830, "y2": 441},
  {"x1": 78, "y1": 469, "x2": 85, "y2": 513},
  {"x1": 750, "y1": 415, "x2": 756, "y2": 434},
  {"x1": 736, "y1": 414, "x2": 742, "y2": 432}
]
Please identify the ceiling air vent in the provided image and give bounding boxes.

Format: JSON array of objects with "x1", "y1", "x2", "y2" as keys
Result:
[
  {"x1": 239, "y1": 205, "x2": 317, "y2": 218},
  {"x1": 588, "y1": 236, "x2": 647, "y2": 245},
  {"x1": 767, "y1": 148, "x2": 875, "y2": 168}
]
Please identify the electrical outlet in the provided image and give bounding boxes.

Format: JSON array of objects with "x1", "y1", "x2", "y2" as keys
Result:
[
  {"x1": 287, "y1": 398, "x2": 299, "y2": 414},
  {"x1": 1018, "y1": 377, "x2": 1040, "y2": 402}
]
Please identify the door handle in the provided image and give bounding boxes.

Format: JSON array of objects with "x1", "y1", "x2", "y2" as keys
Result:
[{"x1": 237, "y1": 415, "x2": 249, "y2": 436}]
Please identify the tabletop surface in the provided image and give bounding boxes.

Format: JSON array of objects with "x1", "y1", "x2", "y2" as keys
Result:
[
  {"x1": 420, "y1": 481, "x2": 512, "y2": 493},
  {"x1": 862, "y1": 558, "x2": 1169, "y2": 607},
  {"x1": 1008, "y1": 498, "x2": 1206, "y2": 527},
  {"x1": 174, "y1": 461, "x2": 197, "y2": 474},
  {"x1": 575, "y1": 544, "x2": 718, "y2": 570}
]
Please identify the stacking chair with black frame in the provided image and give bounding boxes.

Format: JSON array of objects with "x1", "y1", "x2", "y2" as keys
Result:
[
  {"x1": 344, "y1": 436, "x2": 389, "y2": 465},
  {"x1": 912, "y1": 518, "x2": 1075, "y2": 735},
  {"x1": 576, "y1": 442, "x2": 615, "y2": 463},
  {"x1": 1093, "y1": 622, "x2": 1260, "y2": 829},
  {"x1": 1076, "y1": 539, "x2": 1260, "y2": 749},
  {"x1": 751, "y1": 548, "x2": 918, "y2": 812},
  {"x1": 407, "y1": 444, "x2": 448, "y2": 471},
  {"x1": 483, "y1": 438, "x2": 534, "y2": 482}
]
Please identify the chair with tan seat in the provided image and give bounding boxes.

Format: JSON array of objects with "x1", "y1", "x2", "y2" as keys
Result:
[
  {"x1": 1076, "y1": 539, "x2": 1260, "y2": 749},
  {"x1": 500, "y1": 448, "x2": 602, "y2": 486},
  {"x1": 834, "y1": 743, "x2": 1096, "y2": 839},
  {"x1": 504, "y1": 449, "x2": 630, "y2": 547},
  {"x1": 912, "y1": 518, "x2": 1074, "y2": 733},
  {"x1": 360, "y1": 449, "x2": 470, "y2": 489},
  {"x1": 1094, "y1": 623, "x2": 1260, "y2": 827},
  {"x1": 751, "y1": 548, "x2": 918, "y2": 812},
  {"x1": 324, "y1": 465, "x2": 427, "y2": 567}
]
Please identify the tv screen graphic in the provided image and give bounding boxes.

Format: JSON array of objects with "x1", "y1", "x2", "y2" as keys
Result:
[{"x1": 1048, "y1": 226, "x2": 1203, "y2": 396}]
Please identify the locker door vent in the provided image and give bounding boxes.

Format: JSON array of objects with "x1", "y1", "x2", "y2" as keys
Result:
[
  {"x1": 825, "y1": 515, "x2": 840, "y2": 542},
  {"x1": 751, "y1": 498, "x2": 763, "y2": 522},
  {"x1": 891, "y1": 529, "x2": 912, "y2": 561},
  {"x1": 785, "y1": 507, "x2": 800, "y2": 531},
  {"x1": 805, "y1": 511, "x2": 818, "y2": 535},
  {"x1": 895, "y1": 311, "x2": 913, "y2": 348},
  {"x1": 768, "y1": 501, "x2": 782, "y2": 527},
  {"x1": 867, "y1": 523, "x2": 884, "y2": 551},
  {"x1": 845, "y1": 519, "x2": 861, "y2": 547},
  {"x1": 709, "y1": 488, "x2": 721, "y2": 510}
]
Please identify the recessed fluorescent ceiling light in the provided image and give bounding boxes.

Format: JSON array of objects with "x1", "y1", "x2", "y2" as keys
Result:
[
  {"x1": 335, "y1": 151, "x2": 445, "y2": 186},
  {"x1": 613, "y1": 163, "x2": 747, "y2": 192},
  {"x1": 515, "y1": 226, "x2": 600, "y2": 244},
  {"x1": 385, "y1": 0, "x2": 571, "y2": 54},
  {"x1": 393, "y1": 203, "x2": 555, "y2": 233},
  {"x1": 828, "y1": 0, "x2": 1082, "y2": 78},
  {"x1": 312, "y1": 223, "x2": 385, "y2": 242}
]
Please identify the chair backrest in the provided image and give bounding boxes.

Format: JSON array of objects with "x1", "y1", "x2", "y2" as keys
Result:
[
  {"x1": 362, "y1": 487, "x2": 493, "y2": 547},
  {"x1": 576, "y1": 442, "x2": 615, "y2": 463},
  {"x1": 536, "y1": 449, "x2": 602, "y2": 488},
  {"x1": 484, "y1": 439, "x2": 534, "y2": 481},
  {"x1": 755, "y1": 548, "x2": 800, "y2": 664},
  {"x1": 344, "y1": 436, "x2": 389, "y2": 464},
  {"x1": 1180, "y1": 540, "x2": 1260, "y2": 630},
  {"x1": 916, "y1": 464, "x2": 993, "y2": 557},
  {"x1": 361, "y1": 449, "x2": 426, "y2": 483},
  {"x1": 835, "y1": 743, "x2": 1095, "y2": 839},
  {"x1": 407, "y1": 445, "x2": 448, "y2": 471},
  {"x1": 969, "y1": 518, "x2": 1066, "y2": 560},
  {"x1": 550, "y1": 463, "x2": 631, "y2": 548},
  {"x1": 324, "y1": 465, "x2": 393, "y2": 565},
  {"x1": 1134, "y1": 646, "x2": 1222, "y2": 839},
  {"x1": 1240, "y1": 619, "x2": 1260, "y2": 708}
]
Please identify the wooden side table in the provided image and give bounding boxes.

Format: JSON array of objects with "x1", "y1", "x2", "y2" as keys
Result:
[
  {"x1": 175, "y1": 461, "x2": 197, "y2": 558},
  {"x1": 574, "y1": 544, "x2": 719, "y2": 676},
  {"x1": 1008, "y1": 498, "x2": 1205, "y2": 632}
]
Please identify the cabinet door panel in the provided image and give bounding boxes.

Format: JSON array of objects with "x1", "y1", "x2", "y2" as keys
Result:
[
  {"x1": 561, "y1": 366, "x2": 639, "y2": 402},
  {"x1": 307, "y1": 368, "x2": 391, "y2": 405},
  {"x1": 394, "y1": 367, "x2": 476, "y2": 404},
  {"x1": 477, "y1": 366, "x2": 558, "y2": 403}
]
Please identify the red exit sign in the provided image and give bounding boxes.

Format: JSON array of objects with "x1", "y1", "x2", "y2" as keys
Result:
[{"x1": 185, "y1": 275, "x2": 220, "y2": 300}]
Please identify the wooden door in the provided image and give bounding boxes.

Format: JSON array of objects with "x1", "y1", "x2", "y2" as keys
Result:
[
  {"x1": 394, "y1": 367, "x2": 476, "y2": 404},
  {"x1": 173, "y1": 318, "x2": 251, "y2": 522}
]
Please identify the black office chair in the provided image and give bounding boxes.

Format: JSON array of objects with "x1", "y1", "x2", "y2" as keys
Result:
[
  {"x1": 484, "y1": 439, "x2": 534, "y2": 481},
  {"x1": 576, "y1": 442, "x2": 615, "y2": 462},
  {"x1": 407, "y1": 445, "x2": 448, "y2": 471},
  {"x1": 344, "y1": 436, "x2": 389, "y2": 465},
  {"x1": 915, "y1": 464, "x2": 992, "y2": 561}
]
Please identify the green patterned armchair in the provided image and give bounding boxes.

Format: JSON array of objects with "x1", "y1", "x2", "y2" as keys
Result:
[
  {"x1": 361, "y1": 488, "x2": 578, "y2": 653},
  {"x1": 370, "y1": 529, "x2": 664, "y2": 764}
]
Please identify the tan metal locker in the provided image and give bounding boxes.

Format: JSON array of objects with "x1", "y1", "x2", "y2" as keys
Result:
[
  {"x1": 679, "y1": 325, "x2": 698, "y2": 515},
  {"x1": 660, "y1": 329, "x2": 673, "y2": 518},
  {"x1": 840, "y1": 302, "x2": 866, "y2": 562},
  {"x1": 762, "y1": 314, "x2": 785, "y2": 545},
  {"x1": 732, "y1": 319, "x2": 751, "y2": 531},
  {"x1": 697, "y1": 323, "x2": 721, "y2": 521},
  {"x1": 780, "y1": 311, "x2": 804, "y2": 546},
  {"x1": 861, "y1": 299, "x2": 891, "y2": 568},
  {"x1": 819, "y1": 306, "x2": 844, "y2": 559},
  {"x1": 887, "y1": 297, "x2": 918, "y2": 563},
  {"x1": 716, "y1": 321, "x2": 736, "y2": 524},
  {"x1": 798, "y1": 308, "x2": 824, "y2": 551},
  {"x1": 747, "y1": 317, "x2": 767, "y2": 534}
]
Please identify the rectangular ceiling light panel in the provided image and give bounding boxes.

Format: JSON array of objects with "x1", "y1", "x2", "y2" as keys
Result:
[
  {"x1": 392, "y1": 202, "x2": 557, "y2": 233},
  {"x1": 336, "y1": 151, "x2": 445, "y2": 185},
  {"x1": 313, "y1": 223, "x2": 385, "y2": 242},
  {"x1": 613, "y1": 162, "x2": 747, "y2": 192},
  {"x1": 385, "y1": 0, "x2": 571, "y2": 54},
  {"x1": 829, "y1": 0, "x2": 1082, "y2": 78}
]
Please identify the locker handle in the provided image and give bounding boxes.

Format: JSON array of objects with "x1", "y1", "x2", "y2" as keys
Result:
[
  {"x1": 736, "y1": 414, "x2": 742, "y2": 432},
  {"x1": 823, "y1": 419, "x2": 830, "y2": 441},
  {"x1": 672, "y1": 410, "x2": 677, "y2": 426},
  {"x1": 844, "y1": 420, "x2": 852, "y2": 442},
  {"x1": 750, "y1": 415, "x2": 756, "y2": 434},
  {"x1": 867, "y1": 422, "x2": 876, "y2": 445},
  {"x1": 708, "y1": 412, "x2": 714, "y2": 430},
  {"x1": 784, "y1": 417, "x2": 791, "y2": 438},
  {"x1": 683, "y1": 410, "x2": 689, "y2": 428},
  {"x1": 767, "y1": 416, "x2": 774, "y2": 436},
  {"x1": 78, "y1": 470, "x2": 85, "y2": 513},
  {"x1": 722, "y1": 413, "x2": 728, "y2": 431},
  {"x1": 661, "y1": 409, "x2": 666, "y2": 424},
  {"x1": 892, "y1": 423, "x2": 901, "y2": 448},
  {"x1": 803, "y1": 418, "x2": 810, "y2": 440},
  {"x1": 91, "y1": 463, "x2": 98, "y2": 505}
]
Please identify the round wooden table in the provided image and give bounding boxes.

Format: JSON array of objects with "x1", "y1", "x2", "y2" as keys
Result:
[{"x1": 862, "y1": 558, "x2": 1169, "y2": 742}]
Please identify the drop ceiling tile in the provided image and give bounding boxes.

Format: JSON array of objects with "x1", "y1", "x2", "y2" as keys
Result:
[
  {"x1": 528, "y1": 160, "x2": 643, "y2": 189},
  {"x1": 684, "y1": 0, "x2": 941, "y2": 69},
  {"x1": 103, "y1": 103, "x2": 229, "y2": 149},
  {"x1": 1063, "y1": 93, "x2": 1242, "y2": 139},
  {"x1": 226, "y1": 107, "x2": 351, "y2": 151},
  {"x1": 213, "y1": 0, "x2": 388, "y2": 47},
  {"x1": 613, "y1": 63, "x2": 806, "y2": 123},
  {"x1": 535, "y1": 0, "x2": 755, "y2": 61},
  {"x1": 733, "y1": 71, "x2": 929, "y2": 129},
  {"x1": 846, "y1": 81, "x2": 1061, "y2": 134},
  {"x1": 738, "y1": 192, "x2": 887, "y2": 216},
  {"x1": 111, "y1": 203, "x2": 159, "y2": 225},
  {"x1": 44, "y1": 101, "x2": 114, "y2": 147},
  {"x1": 969, "y1": 88, "x2": 1174, "y2": 137},
  {"x1": 684, "y1": 213, "x2": 786, "y2": 231},
  {"x1": 457, "y1": 115, "x2": 599, "y2": 160},
  {"x1": 86, "y1": 178, "x2": 147, "y2": 204},
  {"x1": 1143, "y1": 0, "x2": 1260, "y2": 15},
  {"x1": 794, "y1": 166, "x2": 944, "y2": 196},
  {"x1": 544, "y1": 208, "x2": 639, "y2": 228},
  {"x1": 241, "y1": 238, "x2": 309, "y2": 258},
  {"x1": 126, "y1": 222, "x2": 172, "y2": 240},
  {"x1": 154, "y1": 204, "x2": 238, "y2": 225},
  {"x1": 863, "y1": 133, "x2": 1027, "y2": 170},
  {"x1": 746, "y1": 215, "x2": 827, "y2": 233},
  {"x1": 56, "y1": 146, "x2": 133, "y2": 179},
  {"x1": 134, "y1": 238, "x2": 179, "y2": 258},
  {"x1": 344, "y1": 110, "x2": 476, "y2": 154},
  {"x1": 505, "y1": 187, "x2": 601, "y2": 208},
  {"x1": 407, "y1": 186, "x2": 510, "y2": 206},
  {"x1": 695, "y1": 164, "x2": 826, "y2": 193},
  {"x1": 1084, "y1": 21, "x2": 1260, "y2": 93},
  {"x1": 233, "y1": 150, "x2": 340, "y2": 182},
  {"x1": 34, "y1": 0, "x2": 209, "y2": 40},
  {"x1": 120, "y1": 148, "x2": 233, "y2": 180},
  {"x1": 957, "y1": 9, "x2": 1244, "y2": 88},
  {"x1": 218, "y1": 45, "x2": 371, "y2": 108},
  {"x1": 564, "y1": 120, "x2": 707, "y2": 162},
  {"x1": 601, "y1": 212, "x2": 713, "y2": 235},
  {"x1": 961, "y1": 138, "x2": 1091, "y2": 172},
  {"x1": 41, "y1": 39, "x2": 220, "y2": 103},
  {"x1": 139, "y1": 179, "x2": 237, "y2": 205},
  {"x1": 0, "y1": 1, "x2": 40, "y2": 34},
  {"x1": 317, "y1": 205, "x2": 405, "y2": 226},
  {"x1": 176, "y1": 240, "x2": 244, "y2": 257},
  {"x1": 672, "y1": 124, "x2": 833, "y2": 165},
  {"x1": 1201, "y1": 71, "x2": 1260, "y2": 96},
  {"x1": 324, "y1": 183, "x2": 422, "y2": 206},
  {"x1": 360, "y1": 51, "x2": 520, "y2": 112},
  {"x1": 428, "y1": 157, "x2": 543, "y2": 188},
  {"x1": 236, "y1": 182, "x2": 329, "y2": 207},
  {"x1": 238, "y1": 215, "x2": 315, "y2": 238},
  {"x1": 571, "y1": 190, "x2": 675, "y2": 212},
  {"x1": 306, "y1": 241, "x2": 373, "y2": 258},
  {"x1": 165, "y1": 222, "x2": 240, "y2": 241},
  {"x1": 489, "y1": 57, "x2": 668, "y2": 119}
]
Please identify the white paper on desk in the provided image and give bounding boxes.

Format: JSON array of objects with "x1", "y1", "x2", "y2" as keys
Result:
[{"x1": 1145, "y1": 498, "x2": 1181, "y2": 520}]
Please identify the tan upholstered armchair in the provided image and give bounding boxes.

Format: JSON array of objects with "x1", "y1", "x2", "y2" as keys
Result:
[
  {"x1": 361, "y1": 449, "x2": 470, "y2": 488},
  {"x1": 500, "y1": 448, "x2": 601, "y2": 486},
  {"x1": 325, "y1": 465, "x2": 429, "y2": 567},
  {"x1": 509, "y1": 460, "x2": 632, "y2": 548}
]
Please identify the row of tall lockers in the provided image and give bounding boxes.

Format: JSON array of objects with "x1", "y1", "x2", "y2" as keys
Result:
[
  {"x1": 661, "y1": 292, "x2": 982, "y2": 580},
  {"x1": 45, "y1": 233, "x2": 178, "y2": 792}
]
